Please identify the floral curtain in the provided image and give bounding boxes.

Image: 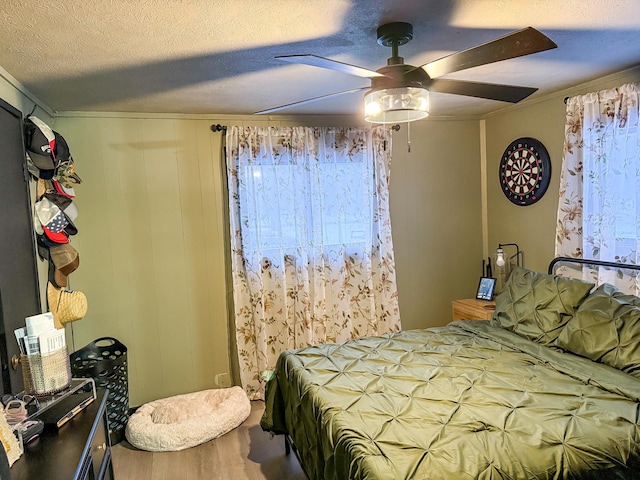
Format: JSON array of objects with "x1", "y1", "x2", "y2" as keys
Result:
[
  {"x1": 555, "y1": 82, "x2": 640, "y2": 292},
  {"x1": 226, "y1": 126, "x2": 401, "y2": 399}
]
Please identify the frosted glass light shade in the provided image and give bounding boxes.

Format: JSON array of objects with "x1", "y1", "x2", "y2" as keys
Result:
[{"x1": 364, "y1": 87, "x2": 429, "y2": 124}]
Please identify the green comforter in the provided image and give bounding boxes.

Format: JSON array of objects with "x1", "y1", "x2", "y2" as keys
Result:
[{"x1": 261, "y1": 321, "x2": 640, "y2": 479}]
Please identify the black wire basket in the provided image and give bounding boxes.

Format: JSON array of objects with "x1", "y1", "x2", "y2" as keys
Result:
[{"x1": 70, "y1": 337, "x2": 128, "y2": 445}]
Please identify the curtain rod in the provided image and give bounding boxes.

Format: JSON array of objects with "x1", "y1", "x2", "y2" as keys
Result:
[{"x1": 210, "y1": 123, "x2": 402, "y2": 131}]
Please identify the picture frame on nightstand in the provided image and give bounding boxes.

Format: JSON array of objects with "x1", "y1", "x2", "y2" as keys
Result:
[{"x1": 476, "y1": 277, "x2": 496, "y2": 301}]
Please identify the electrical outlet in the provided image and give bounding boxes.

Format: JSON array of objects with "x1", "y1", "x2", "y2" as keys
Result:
[{"x1": 214, "y1": 373, "x2": 231, "y2": 388}]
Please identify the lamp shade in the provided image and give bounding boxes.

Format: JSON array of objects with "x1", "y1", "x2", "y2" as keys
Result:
[{"x1": 364, "y1": 87, "x2": 429, "y2": 123}]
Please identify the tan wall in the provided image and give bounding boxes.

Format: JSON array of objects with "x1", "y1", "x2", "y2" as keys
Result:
[
  {"x1": 484, "y1": 100, "x2": 566, "y2": 274},
  {"x1": 484, "y1": 66, "x2": 640, "y2": 274},
  {"x1": 53, "y1": 116, "x2": 232, "y2": 407},
  {"x1": 390, "y1": 119, "x2": 483, "y2": 330}
]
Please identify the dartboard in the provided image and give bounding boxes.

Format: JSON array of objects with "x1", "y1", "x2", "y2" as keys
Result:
[{"x1": 499, "y1": 137, "x2": 551, "y2": 206}]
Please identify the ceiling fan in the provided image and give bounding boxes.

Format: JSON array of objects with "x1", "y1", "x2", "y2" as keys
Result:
[{"x1": 255, "y1": 22, "x2": 557, "y2": 122}]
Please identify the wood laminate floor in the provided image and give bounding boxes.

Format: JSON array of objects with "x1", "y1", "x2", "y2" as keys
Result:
[{"x1": 111, "y1": 401, "x2": 306, "y2": 480}]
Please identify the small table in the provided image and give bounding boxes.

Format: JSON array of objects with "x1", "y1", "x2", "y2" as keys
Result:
[{"x1": 452, "y1": 298, "x2": 496, "y2": 321}]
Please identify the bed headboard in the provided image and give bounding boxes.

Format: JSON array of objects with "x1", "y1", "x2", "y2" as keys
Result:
[{"x1": 548, "y1": 256, "x2": 640, "y2": 275}]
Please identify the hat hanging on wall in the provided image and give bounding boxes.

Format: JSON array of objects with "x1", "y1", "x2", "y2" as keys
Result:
[
  {"x1": 24, "y1": 116, "x2": 56, "y2": 173},
  {"x1": 25, "y1": 152, "x2": 55, "y2": 180},
  {"x1": 43, "y1": 192, "x2": 78, "y2": 236},
  {"x1": 52, "y1": 132, "x2": 82, "y2": 187},
  {"x1": 24, "y1": 116, "x2": 83, "y2": 187},
  {"x1": 49, "y1": 244, "x2": 80, "y2": 288},
  {"x1": 52, "y1": 180, "x2": 75, "y2": 198},
  {"x1": 34, "y1": 197, "x2": 71, "y2": 244},
  {"x1": 47, "y1": 282, "x2": 88, "y2": 329}
]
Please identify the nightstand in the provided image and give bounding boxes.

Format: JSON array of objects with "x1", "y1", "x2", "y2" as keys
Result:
[{"x1": 452, "y1": 298, "x2": 496, "y2": 321}]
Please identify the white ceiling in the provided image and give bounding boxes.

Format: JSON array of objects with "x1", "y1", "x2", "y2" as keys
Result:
[{"x1": 1, "y1": 0, "x2": 639, "y2": 118}]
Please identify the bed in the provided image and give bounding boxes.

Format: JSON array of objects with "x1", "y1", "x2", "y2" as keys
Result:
[{"x1": 260, "y1": 257, "x2": 640, "y2": 479}]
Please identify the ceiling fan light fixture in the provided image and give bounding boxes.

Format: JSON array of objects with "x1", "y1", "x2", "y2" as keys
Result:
[{"x1": 364, "y1": 87, "x2": 429, "y2": 124}]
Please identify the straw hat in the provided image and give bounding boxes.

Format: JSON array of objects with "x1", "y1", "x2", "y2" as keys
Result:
[{"x1": 47, "y1": 282, "x2": 88, "y2": 329}]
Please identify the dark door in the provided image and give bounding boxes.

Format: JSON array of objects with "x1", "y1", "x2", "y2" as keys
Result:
[{"x1": 0, "y1": 99, "x2": 41, "y2": 395}]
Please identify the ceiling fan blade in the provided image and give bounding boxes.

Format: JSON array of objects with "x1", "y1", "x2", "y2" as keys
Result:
[
  {"x1": 428, "y1": 79, "x2": 537, "y2": 103},
  {"x1": 422, "y1": 27, "x2": 557, "y2": 79},
  {"x1": 276, "y1": 54, "x2": 384, "y2": 78},
  {"x1": 255, "y1": 87, "x2": 370, "y2": 115}
]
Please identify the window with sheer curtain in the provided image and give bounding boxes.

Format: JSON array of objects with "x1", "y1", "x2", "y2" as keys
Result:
[
  {"x1": 555, "y1": 82, "x2": 640, "y2": 292},
  {"x1": 226, "y1": 126, "x2": 401, "y2": 399}
]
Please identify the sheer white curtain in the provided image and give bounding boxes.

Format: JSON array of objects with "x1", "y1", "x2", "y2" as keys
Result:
[
  {"x1": 555, "y1": 82, "x2": 640, "y2": 292},
  {"x1": 226, "y1": 126, "x2": 401, "y2": 399}
]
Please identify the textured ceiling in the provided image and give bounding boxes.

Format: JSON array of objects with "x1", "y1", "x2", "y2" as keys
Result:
[{"x1": 1, "y1": 0, "x2": 639, "y2": 118}]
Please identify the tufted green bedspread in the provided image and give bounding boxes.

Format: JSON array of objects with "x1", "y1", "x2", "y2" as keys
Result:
[{"x1": 261, "y1": 320, "x2": 640, "y2": 479}]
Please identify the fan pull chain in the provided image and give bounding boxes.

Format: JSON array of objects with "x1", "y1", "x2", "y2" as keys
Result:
[
  {"x1": 388, "y1": 124, "x2": 402, "y2": 152},
  {"x1": 407, "y1": 120, "x2": 411, "y2": 153},
  {"x1": 383, "y1": 124, "x2": 388, "y2": 151}
]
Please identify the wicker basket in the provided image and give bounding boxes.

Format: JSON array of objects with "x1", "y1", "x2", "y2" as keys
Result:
[{"x1": 21, "y1": 347, "x2": 72, "y2": 396}]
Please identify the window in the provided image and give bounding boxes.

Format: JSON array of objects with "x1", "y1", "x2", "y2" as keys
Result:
[
  {"x1": 240, "y1": 161, "x2": 372, "y2": 252},
  {"x1": 556, "y1": 82, "x2": 640, "y2": 292},
  {"x1": 225, "y1": 126, "x2": 401, "y2": 399}
]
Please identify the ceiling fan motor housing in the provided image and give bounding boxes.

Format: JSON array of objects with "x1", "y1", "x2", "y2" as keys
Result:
[
  {"x1": 370, "y1": 64, "x2": 430, "y2": 91},
  {"x1": 370, "y1": 22, "x2": 431, "y2": 92}
]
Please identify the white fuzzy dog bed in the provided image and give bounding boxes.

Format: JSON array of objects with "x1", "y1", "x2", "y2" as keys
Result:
[{"x1": 125, "y1": 386, "x2": 251, "y2": 452}]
